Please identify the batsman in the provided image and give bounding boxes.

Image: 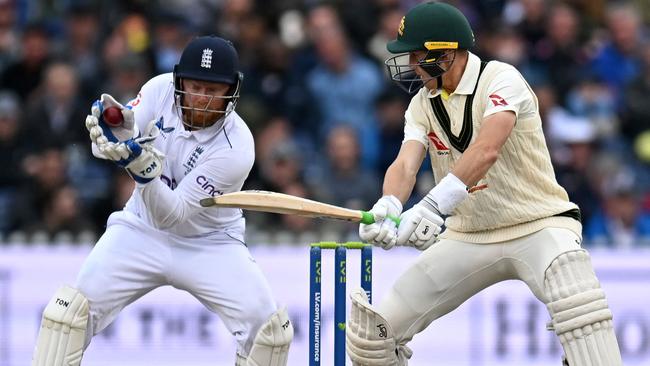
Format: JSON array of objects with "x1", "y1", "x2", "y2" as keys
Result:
[{"x1": 347, "y1": 2, "x2": 622, "y2": 365}]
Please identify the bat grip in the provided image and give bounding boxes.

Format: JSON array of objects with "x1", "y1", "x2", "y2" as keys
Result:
[{"x1": 360, "y1": 211, "x2": 401, "y2": 226}]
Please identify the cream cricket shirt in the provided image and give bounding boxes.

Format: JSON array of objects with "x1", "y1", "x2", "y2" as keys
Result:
[
  {"x1": 403, "y1": 52, "x2": 581, "y2": 243},
  {"x1": 112, "y1": 73, "x2": 254, "y2": 241}
]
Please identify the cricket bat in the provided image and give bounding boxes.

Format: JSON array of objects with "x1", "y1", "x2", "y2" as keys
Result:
[{"x1": 199, "y1": 190, "x2": 400, "y2": 225}]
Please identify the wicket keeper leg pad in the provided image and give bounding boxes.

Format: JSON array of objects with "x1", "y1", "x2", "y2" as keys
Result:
[
  {"x1": 32, "y1": 285, "x2": 89, "y2": 366},
  {"x1": 239, "y1": 307, "x2": 293, "y2": 366}
]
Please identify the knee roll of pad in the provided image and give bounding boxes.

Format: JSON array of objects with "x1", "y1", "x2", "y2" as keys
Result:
[
  {"x1": 244, "y1": 307, "x2": 293, "y2": 366},
  {"x1": 346, "y1": 288, "x2": 411, "y2": 366},
  {"x1": 544, "y1": 250, "x2": 622, "y2": 366},
  {"x1": 32, "y1": 286, "x2": 89, "y2": 366}
]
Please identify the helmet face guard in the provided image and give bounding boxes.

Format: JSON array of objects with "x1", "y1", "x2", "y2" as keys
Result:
[
  {"x1": 173, "y1": 73, "x2": 242, "y2": 130},
  {"x1": 386, "y1": 46, "x2": 457, "y2": 94}
]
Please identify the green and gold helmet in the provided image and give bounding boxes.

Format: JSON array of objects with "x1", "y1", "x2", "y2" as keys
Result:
[{"x1": 385, "y1": 2, "x2": 475, "y2": 93}]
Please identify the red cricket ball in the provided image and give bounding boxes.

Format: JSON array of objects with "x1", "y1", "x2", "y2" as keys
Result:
[{"x1": 102, "y1": 106, "x2": 124, "y2": 127}]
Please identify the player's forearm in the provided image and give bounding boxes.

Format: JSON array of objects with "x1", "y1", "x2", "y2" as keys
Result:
[
  {"x1": 451, "y1": 141, "x2": 498, "y2": 187},
  {"x1": 383, "y1": 159, "x2": 418, "y2": 204},
  {"x1": 137, "y1": 179, "x2": 192, "y2": 229},
  {"x1": 452, "y1": 111, "x2": 515, "y2": 187}
]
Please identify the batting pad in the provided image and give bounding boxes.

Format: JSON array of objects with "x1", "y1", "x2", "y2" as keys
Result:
[
  {"x1": 544, "y1": 250, "x2": 622, "y2": 366},
  {"x1": 240, "y1": 307, "x2": 293, "y2": 366},
  {"x1": 346, "y1": 288, "x2": 411, "y2": 366},
  {"x1": 32, "y1": 286, "x2": 89, "y2": 366}
]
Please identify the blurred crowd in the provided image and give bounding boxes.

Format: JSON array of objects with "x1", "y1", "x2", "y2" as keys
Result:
[{"x1": 1, "y1": 0, "x2": 650, "y2": 247}]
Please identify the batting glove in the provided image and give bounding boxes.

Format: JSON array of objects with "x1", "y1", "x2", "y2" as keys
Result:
[
  {"x1": 359, "y1": 195, "x2": 402, "y2": 250},
  {"x1": 397, "y1": 201, "x2": 444, "y2": 250}
]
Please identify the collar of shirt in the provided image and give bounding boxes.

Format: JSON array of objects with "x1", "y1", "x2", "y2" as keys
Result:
[
  {"x1": 427, "y1": 51, "x2": 481, "y2": 100},
  {"x1": 180, "y1": 115, "x2": 230, "y2": 143}
]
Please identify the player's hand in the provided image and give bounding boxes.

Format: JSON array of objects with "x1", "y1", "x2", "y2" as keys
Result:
[
  {"x1": 359, "y1": 195, "x2": 402, "y2": 250},
  {"x1": 397, "y1": 202, "x2": 444, "y2": 250},
  {"x1": 101, "y1": 119, "x2": 165, "y2": 184},
  {"x1": 85, "y1": 93, "x2": 135, "y2": 147}
]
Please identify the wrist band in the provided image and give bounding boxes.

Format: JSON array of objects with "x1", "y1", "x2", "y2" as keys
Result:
[{"x1": 426, "y1": 173, "x2": 468, "y2": 215}]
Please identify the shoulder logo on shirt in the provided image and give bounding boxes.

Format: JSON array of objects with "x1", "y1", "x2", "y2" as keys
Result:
[
  {"x1": 155, "y1": 116, "x2": 175, "y2": 135},
  {"x1": 489, "y1": 94, "x2": 508, "y2": 107},
  {"x1": 427, "y1": 132, "x2": 449, "y2": 155},
  {"x1": 196, "y1": 175, "x2": 223, "y2": 197},
  {"x1": 183, "y1": 145, "x2": 206, "y2": 175}
]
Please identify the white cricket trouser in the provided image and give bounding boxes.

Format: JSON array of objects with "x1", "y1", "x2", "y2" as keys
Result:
[
  {"x1": 379, "y1": 227, "x2": 582, "y2": 343},
  {"x1": 75, "y1": 212, "x2": 277, "y2": 357}
]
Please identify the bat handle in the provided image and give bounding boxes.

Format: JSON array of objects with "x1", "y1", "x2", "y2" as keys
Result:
[{"x1": 360, "y1": 211, "x2": 401, "y2": 226}]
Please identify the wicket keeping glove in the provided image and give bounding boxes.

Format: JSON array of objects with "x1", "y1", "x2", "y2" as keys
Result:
[
  {"x1": 86, "y1": 93, "x2": 135, "y2": 145},
  {"x1": 95, "y1": 118, "x2": 165, "y2": 184},
  {"x1": 359, "y1": 195, "x2": 402, "y2": 250}
]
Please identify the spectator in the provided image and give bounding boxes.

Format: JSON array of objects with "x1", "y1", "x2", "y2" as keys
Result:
[
  {"x1": 566, "y1": 76, "x2": 618, "y2": 141},
  {"x1": 278, "y1": 181, "x2": 316, "y2": 234},
  {"x1": 621, "y1": 42, "x2": 650, "y2": 146},
  {"x1": 590, "y1": 2, "x2": 644, "y2": 104},
  {"x1": 59, "y1": 3, "x2": 101, "y2": 103},
  {"x1": 530, "y1": 3, "x2": 587, "y2": 105},
  {"x1": 305, "y1": 4, "x2": 384, "y2": 169},
  {"x1": 313, "y1": 125, "x2": 380, "y2": 211},
  {"x1": 585, "y1": 170, "x2": 650, "y2": 247},
  {"x1": 367, "y1": 6, "x2": 403, "y2": 67},
  {"x1": 24, "y1": 184, "x2": 95, "y2": 237},
  {"x1": 102, "y1": 54, "x2": 150, "y2": 104},
  {"x1": 0, "y1": 22, "x2": 51, "y2": 101},
  {"x1": 13, "y1": 146, "x2": 68, "y2": 233},
  {"x1": 375, "y1": 88, "x2": 408, "y2": 172},
  {"x1": 0, "y1": 91, "x2": 25, "y2": 188},
  {"x1": 0, "y1": 91, "x2": 25, "y2": 233},
  {"x1": 151, "y1": 12, "x2": 192, "y2": 75},
  {"x1": 101, "y1": 13, "x2": 154, "y2": 79},
  {"x1": 552, "y1": 117, "x2": 602, "y2": 226},
  {"x1": 513, "y1": 0, "x2": 548, "y2": 48},
  {"x1": 0, "y1": 0, "x2": 19, "y2": 74},
  {"x1": 23, "y1": 61, "x2": 88, "y2": 150},
  {"x1": 239, "y1": 35, "x2": 292, "y2": 129}
]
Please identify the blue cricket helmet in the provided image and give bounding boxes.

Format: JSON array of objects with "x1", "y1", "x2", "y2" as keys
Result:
[
  {"x1": 173, "y1": 36, "x2": 243, "y2": 130},
  {"x1": 173, "y1": 35, "x2": 242, "y2": 86}
]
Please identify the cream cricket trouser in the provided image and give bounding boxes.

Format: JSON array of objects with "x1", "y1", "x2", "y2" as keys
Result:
[
  {"x1": 74, "y1": 216, "x2": 277, "y2": 358},
  {"x1": 378, "y1": 227, "x2": 582, "y2": 344}
]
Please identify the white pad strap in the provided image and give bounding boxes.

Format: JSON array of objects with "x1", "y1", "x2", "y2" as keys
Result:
[
  {"x1": 346, "y1": 288, "x2": 411, "y2": 366},
  {"x1": 544, "y1": 250, "x2": 622, "y2": 366},
  {"x1": 243, "y1": 307, "x2": 293, "y2": 366},
  {"x1": 32, "y1": 286, "x2": 89, "y2": 366}
]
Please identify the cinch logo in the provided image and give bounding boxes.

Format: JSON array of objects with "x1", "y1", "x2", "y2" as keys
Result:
[
  {"x1": 196, "y1": 175, "x2": 223, "y2": 197},
  {"x1": 489, "y1": 93, "x2": 508, "y2": 107},
  {"x1": 427, "y1": 132, "x2": 449, "y2": 153},
  {"x1": 201, "y1": 48, "x2": 213, "y2": 69}
]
